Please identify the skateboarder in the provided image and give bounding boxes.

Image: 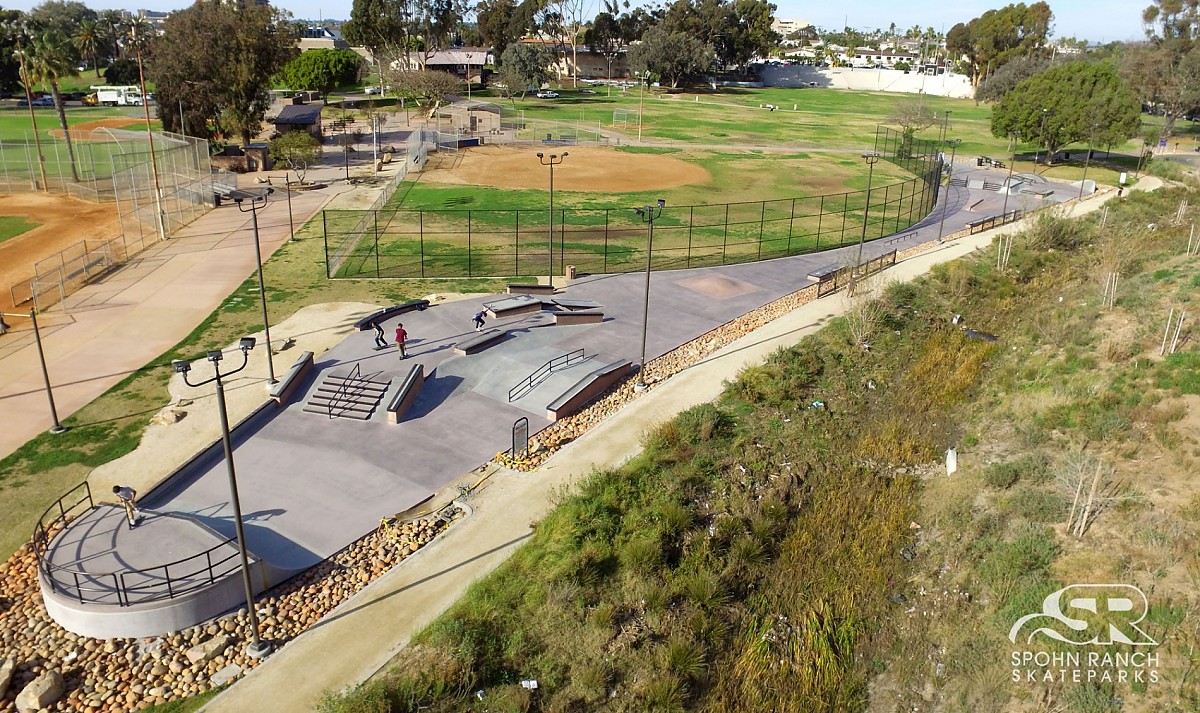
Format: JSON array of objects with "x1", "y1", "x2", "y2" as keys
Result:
[
  {"x1": 113, "y1": 485, "x2": 142, "y2": 528},
  {"x1": 473, "y1": 309, "x2": 486, "y2": 332},
  {"x1": 372, "y1": 321, "x2": 388, "y2": 349},
  {"x1": 395, "y1": 323, "x2": 408, "y2": 359}
]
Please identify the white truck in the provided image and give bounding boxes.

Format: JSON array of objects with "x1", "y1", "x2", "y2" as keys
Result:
[{"x1": 90, "y1": 85, "x2": 144, "y2": 106}]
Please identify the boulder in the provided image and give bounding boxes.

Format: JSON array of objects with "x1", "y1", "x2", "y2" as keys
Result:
[
  {"x1": 0, "y1": 658, "x2": 13, "y2": 700},
  {"x1": 15, "y1": 670, "x2": 65, "y2": 713},
  {"x1": 185, "y1": 634, "x2": 229, "y2": 665}
]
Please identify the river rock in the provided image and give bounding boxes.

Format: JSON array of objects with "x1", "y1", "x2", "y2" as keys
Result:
[
  {"x1": 15, "y1": 669, "x2": 65, "y2": 713},
  {"x1": 185, "y1": 635, "x2": 229, "y2": 665},
  {"x1": 0, "y1": 658, "x2": 13, "y2": 699}
]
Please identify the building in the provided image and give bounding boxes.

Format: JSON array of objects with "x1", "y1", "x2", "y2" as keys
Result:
[
  {"x1": 391, "y1": 48, "x2": 493, "y2": 84},
  {"x1": 299, "y1": 26, "x2": 350, "y2": 52},
  {"x1": 273, "y1": 102, "x2": 323, "y2": 139}
]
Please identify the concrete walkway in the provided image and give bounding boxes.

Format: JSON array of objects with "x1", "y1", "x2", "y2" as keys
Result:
[
  {"x1": 0, "y1": 160, "x2": 372, "y2": 461},
  {"x1": 200, "y1": 178, "x2": 1152, "y2": 713}
]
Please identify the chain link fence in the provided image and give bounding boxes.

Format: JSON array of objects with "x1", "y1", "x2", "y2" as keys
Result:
[{"x1": 323, "y1": 127, "x2": 942, "y2": 279}]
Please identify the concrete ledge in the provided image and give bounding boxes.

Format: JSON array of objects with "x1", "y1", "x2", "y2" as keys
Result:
[
  {"x1": 353, "y1": 301, "x2": 430, "y2": 331},
  {"x1": 506, "y1": 283, "x2": 556, "y2": 295},
  {"x1": 269, "y1": 351, "x2": 314, "y2": 406},
  {"x1": 551, "y1": 298, "x2": 602, "y2": 311},
  {"x1": 386, "y1": 364, "x2": 425, "y2": 424},
  {"x1": 453, "y1": 330, "x2": 507, "y2": 356},
  {"x1": 485, "y1": 294, "x2": 544, "y2": 318},
  {"x1": 807, "y1": 263, "x2": 841, "y2": 282},
  {"x1": 553, "y1": 311, "x2": 603, "y2": 325},
  {"x1": 546, "y1": 360, "x2": 633, "y2": 420}
]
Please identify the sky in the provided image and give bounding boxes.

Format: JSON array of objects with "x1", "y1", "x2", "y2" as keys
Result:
[{"x1": 0, "y1": 0, "x2": 1148, "y2": 44}]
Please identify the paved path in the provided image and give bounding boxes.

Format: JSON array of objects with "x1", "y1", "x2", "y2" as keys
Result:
[
  {"x1": 199, "y1": 179, "x2": 1152, "y2": 712},
  {"x1": 0, "y1": 162, "x2": 366, "y2": 461}
]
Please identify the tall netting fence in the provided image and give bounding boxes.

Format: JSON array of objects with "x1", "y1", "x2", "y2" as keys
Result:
[
  {"x1": 1, "y1": 127, "x2": 215, "y2": 310},
  {"x1": 323, "y1": 125, "x2": 942, "y2": 280}
]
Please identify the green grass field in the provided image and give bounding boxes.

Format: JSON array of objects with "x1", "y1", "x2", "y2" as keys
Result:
[{"x1": 0, "y1": 215, "x2": 39, "y2": 244}]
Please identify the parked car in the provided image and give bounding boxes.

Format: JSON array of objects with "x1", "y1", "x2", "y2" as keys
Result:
[
  {"x1": 536, "y1": 90, "x2": 559, "y2": 98},
  {"x1": 31, "y1": 96, "x2": 55, "y2": 106},
  {"x1": 364, "y1": 86, "x2": 381, "y2": 95}
]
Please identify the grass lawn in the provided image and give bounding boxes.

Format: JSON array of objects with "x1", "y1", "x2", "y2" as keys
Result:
[{"x1": 0, "y1": 215, "x2": 40, "y2": 244}]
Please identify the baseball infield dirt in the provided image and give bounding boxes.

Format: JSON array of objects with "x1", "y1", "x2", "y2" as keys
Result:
[
  {"x1": 47, "y1": 117, "x2": 151, "y2": 141},
  {"x1": 0, "y1": 193, "x2": 122, "y2": 312},
  {"x1": 419, "y1": 145, "x2": 712, "y2": 192}
]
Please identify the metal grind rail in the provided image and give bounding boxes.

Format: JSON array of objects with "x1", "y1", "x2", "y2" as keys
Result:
[
  {"x1": 508, "y1": 349, "x2": 586, "y2": 402},
  {"x1": 327, "y1": 363, "x2": 362, "y2": 419}
]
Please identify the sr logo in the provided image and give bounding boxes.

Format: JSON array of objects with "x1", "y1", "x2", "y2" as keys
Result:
[{"x1": 1009, "y1": 584, "x2": 1157, "y2": 646}]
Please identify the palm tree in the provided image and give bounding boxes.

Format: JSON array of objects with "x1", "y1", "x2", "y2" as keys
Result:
[
  {"x1": 74, "y1": 19, "x2": 101, "y2": 77},
  {"x1": 28, "y1": 30, "x2": 81, "y2": 182},
  {"x1": 99, "y1": 9, "x2": 123, "y2": 61}
]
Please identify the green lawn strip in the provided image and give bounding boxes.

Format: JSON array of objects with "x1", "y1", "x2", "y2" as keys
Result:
[
  {"x1": 0, "y1": 209, "x2": 512, "y2": 559},
  {"x1": 0, "y1": 215, "x2": 40, "y2": 243},
  {"x1": 319, "y1": 186, "x2": 1200, "y2": 712}
]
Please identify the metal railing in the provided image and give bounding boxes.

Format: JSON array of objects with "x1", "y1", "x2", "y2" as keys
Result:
[
  {"x1": 509, "y1": 349, "x2": 586, "y2": 401},
  {"x1": 967, "y1": 209, "x2": 1022, "y2": 235},
  {"x1": 816, "y1": 250, "x2": 898, "y2": 298},
  {"x1": 326, "y1": 363, "x2": 362, "y2": 419},
  {"x1": 32, "y1": 481, "x2": 246, "y2": 606}
]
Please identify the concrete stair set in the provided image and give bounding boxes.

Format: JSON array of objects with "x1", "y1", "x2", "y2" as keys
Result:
[{"x1": 303, "y1": 371, "x2": 389, "y2": 420}]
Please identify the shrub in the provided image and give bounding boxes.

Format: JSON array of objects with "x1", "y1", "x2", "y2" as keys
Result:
[
  {"x1": 978, "y1": 525, "x2": 1060, "y2": 586},
  {"x1": 983, "y1": 461, "x2": 1022, "y2": 489}
]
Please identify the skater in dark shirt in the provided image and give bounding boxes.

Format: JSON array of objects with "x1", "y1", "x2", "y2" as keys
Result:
[
  {"x1": 473, "y1": 310, "x2": 486, "y2": 332},
  {"x1": 372, "y1": 321, "x2": 388, "y2": 348}
]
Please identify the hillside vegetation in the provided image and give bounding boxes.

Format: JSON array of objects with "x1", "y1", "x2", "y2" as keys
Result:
[{"x1": 319, "y1": 186, "x2": 1200, "y2": 709}]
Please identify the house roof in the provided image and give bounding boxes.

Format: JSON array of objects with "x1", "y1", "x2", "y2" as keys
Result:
[{"x1": 275, "y1": 104, "x2": 323, "y2": 125}]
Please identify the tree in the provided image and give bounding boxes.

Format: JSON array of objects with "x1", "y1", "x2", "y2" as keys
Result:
[
  {"x1": 723, "y1": 0, "x2": 779, "y2": 71},
  {"x1": 103, "y1": 57, "x2": 138, "y2": 84},
  {"x1": 27, "y1": 29, "x2": 80, "y2": 181},
  {"x1": 499, "y1": 42, "x2": 552, "y2": 95},
  {"x1": 889, "y1": 96, "x2": 936, "y2": 157},
  {"x1": 477, "y1": 0, "x2": 517, "y2": 59},
  {"x1": 583, "y1": 2, "x2": 622, "y2": 88},
  {"x1": 73, "y1": 19, "x2": 100, "y2": 76},
  {"x1": 270, "y1": 131, "x2": 320, "y2": 182},
  {"x1": 382, "y1": 68, "x2": 462, "y2": 117},
  {"x1": 280, "y1": 48, "x2": 363, "y2": 101},
  {"x1": 1121, "y1": 0, "x2": 1200, "y2": 140},
  {"x1": 150, "y1": 1, "x2": 297, "y2": 144},
  {"x1": 98, "y1": 8, "x2": 122, "y2": 61},
  {"x1": 343, "y1": 0, "x2": 406, "y2": 89},
  {"x1": 28, "y1": 0, "x2": 95, "y2": 38},
  {"x1": 946, "y1": 2, "x2": 1053, "y2": 86},
  {"x1": 0, "y1": 10, "x2": 26, "y2": 93},
  {"x1": 974, "y1": 53, "x2": 1053, "y2": 102},
  {"x1": 628, "y1": 24, "x2": 714, "y2": 88},
  {"x1": 991, "y1": 61, "x2": 1141, "y2": 164}
]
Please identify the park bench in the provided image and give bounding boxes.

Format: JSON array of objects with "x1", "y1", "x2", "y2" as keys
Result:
[
  {"x1": 386, "y1": 363, "x2": 425, "y2": 424},
  {"x1": 453, "y1": 329, "x2": 507, "y2": 355},
  {"x1": 269, "y1": 351, "x2": 314, "y2": 406},
  {"x1": 354, "y1": 300, "x2": 430, "y2": 331},
  {"x1": 553, "y1": 311, "x2": 603, "y2": 325},
  {"x1": 506, "y1": 283, "x2": 556, "y2": 295}
]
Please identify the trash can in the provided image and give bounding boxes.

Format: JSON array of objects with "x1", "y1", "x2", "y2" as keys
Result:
[
  {"x1": 566, "y1": 265, "x2": 577, "y2": 280},
  {"x1": 213, "y1": 193, "x2": 222, "y2": 207},
  {"x1": 976, "y1": 157, "x2": 985, "y2": 166}
]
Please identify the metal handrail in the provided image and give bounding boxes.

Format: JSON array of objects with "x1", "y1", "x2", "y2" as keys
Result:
[
  {"x1": 32, "y1": 481, "x2": 251, "y2": 606},
  {"x1": 327, "y1": 362, "x2": 362, "y2": 418},
  {"x1": 508, "y1": 349, "x2": 586, "y2": 401}
]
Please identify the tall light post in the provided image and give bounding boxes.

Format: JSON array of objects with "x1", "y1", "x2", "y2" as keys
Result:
[
  {"x1": 536, "y1": 152, "x2": 567, "y2": 288},
  {"x1": 940, "y1": 109, "x2": 952, "y2": 144},
  {"x1": 1036, "y1": 108, "x2": 1053, "y2": 166},
  {"x1": 856, "y1": 152, "x2": 881, "y2": 269},
  {"x1": 937, "y1": 139, "x2": 962, "y2": 242},
  {"x1": 1, "y1": 309, "x2": 66, "y2": 434},
  {"x1": 634, "y1": 199, "x2": 666, "y2": 391},
  {"x1": 131, "y1": 23, "x2": 167, "y2": 241},
  {"x1": 637, "y1": 70, "x2": 648, "y2": 142},
  {"x1": 8, "y1": 24, "x2": 48, "y2": 192},
  {"x1": 232, "y1": 189, "x2": 277, "y2": 384},
  {"x1": 173, "y1": 339, "x2": 271, "y2": 660},
  {"x1": 1078, "y1": 123, "x2": 1098, "y2": 201},
  {"x1": 465, "y1": 52, "x2": 473, "y2": 101},
  {"x1": 284, "y1": 178, "x2": 295, "y2": 241},
  {"x1": 1002, "y1": 132, "x2": 1019, "y2": 217}
]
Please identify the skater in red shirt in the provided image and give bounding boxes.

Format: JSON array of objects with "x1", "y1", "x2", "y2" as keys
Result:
[{"x1": 395, "y1": 323, "x2": 408, "y2": 359}]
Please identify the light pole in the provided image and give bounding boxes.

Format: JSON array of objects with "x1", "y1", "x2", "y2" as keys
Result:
[
  {"x1": 537, "y1": 152, "x2": 567, "y2": 288},
  {"x1": 637, "y1": 70, "x2": 648, "y2": 142},
  {"x1": 856, "y1": 152, "x2": 881, "y2": 269},
  {"x1": 937, "y1": 139, "x2": 962, "y2": 242},
  {"x1": 173, "y1": 339, "x2": 271, "y2": 660},
  {"x1": 634, "y1": 199, "x2": 666, "y2": 391},
  {"x1": 284, "y1": 178, "x2": 295, "y2": 241},
  {"x1": 940, "y1": 109, "x2": 952, "y2": 144},
  {"x1": 8, "y1": 25, "x2": 48, "y2": 192},
  {"x1": 465, "y1": 52, "x2": 473, "y2": 101},
  {"x1": 1079, "y1": 123, "x2": 1098, "y2": 201},
  {"x1": 1002, "y1": 132, "x2": 1018, "y2": 218},
  {"x1": 1, "y1": 309, "x2": 66, "y2": 434},
  {"x1": 132, "y1": 26, "x2": 167, "y2": 241},
  {"x1": 232, "y1": 189, "x2": 277, "y2": 384},
  {"x1": 1036, "y1": 108, "x2": 1054, "y2": 166}
]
